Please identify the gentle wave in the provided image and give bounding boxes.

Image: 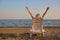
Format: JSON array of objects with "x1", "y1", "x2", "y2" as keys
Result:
[{"x1": 0, "y1": 19, "x2": 60, "y2": 27}]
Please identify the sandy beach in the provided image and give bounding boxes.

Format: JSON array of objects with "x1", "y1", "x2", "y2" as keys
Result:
[{"x1": 0, "y1": 26, "x2": 60, "y2": 40}]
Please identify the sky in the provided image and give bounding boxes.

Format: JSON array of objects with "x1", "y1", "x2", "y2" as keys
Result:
[{"x1": 0, "y1": 0, "x2": 60, "y2": 19}]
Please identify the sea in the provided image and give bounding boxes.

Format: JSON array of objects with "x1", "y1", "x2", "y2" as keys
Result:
[{"x1": 0, "y1": 19, "x2": 60, "y2": 27}]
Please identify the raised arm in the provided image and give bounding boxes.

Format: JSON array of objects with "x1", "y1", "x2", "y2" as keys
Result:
[
  {"x1": 42, "y1": 6, "x2": 50, "y2": 18},
  {"x1": 25, "y1": 6, "x2": 34, "y2": 18}
]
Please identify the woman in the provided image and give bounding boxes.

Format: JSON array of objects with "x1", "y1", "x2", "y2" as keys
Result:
[{"x1": 25, "y1": 6, "x2": 50, "y2": 36}]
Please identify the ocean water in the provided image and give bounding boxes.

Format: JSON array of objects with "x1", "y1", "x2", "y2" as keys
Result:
[{"x1": 0, "y1": 19, "x2": 60, "y2": 27}]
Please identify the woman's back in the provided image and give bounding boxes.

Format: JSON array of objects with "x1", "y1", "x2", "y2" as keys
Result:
[{"x1": 32, "y1": 18, "x2": 43, "y2": 30}]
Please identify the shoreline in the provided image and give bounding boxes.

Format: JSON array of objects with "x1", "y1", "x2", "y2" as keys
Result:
[{"x1": 0, "y1": 26, "x2": 60, "y2": 28}]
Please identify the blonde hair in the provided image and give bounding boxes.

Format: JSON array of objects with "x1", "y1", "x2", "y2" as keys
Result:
[{"x1": 35, "y1": 14, "x2": 40, "y2": 17}]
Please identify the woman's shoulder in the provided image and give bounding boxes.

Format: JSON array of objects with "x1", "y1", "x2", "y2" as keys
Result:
[{"x1": 32, "y1": 17, "x2": 43, "y2": 20}]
